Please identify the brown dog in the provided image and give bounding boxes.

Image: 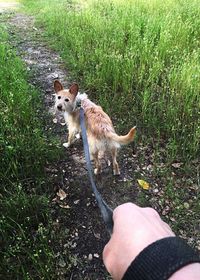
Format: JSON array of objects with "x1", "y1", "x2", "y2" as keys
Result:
[{"x1": 54, "y1": 80, "x2": 136, "y2": 175}]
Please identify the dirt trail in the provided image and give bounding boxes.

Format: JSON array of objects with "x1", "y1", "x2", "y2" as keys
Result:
[{"x1": 6, "y1": 12, "x2": 143, "y2": 280}]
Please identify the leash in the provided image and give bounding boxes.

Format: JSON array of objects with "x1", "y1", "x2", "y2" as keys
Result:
[{"x1": 79, "y1": 106, "x2": 113, "y2": 235}]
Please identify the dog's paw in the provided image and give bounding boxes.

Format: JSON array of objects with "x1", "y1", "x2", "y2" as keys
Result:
[
  {"x1": 75, "y1": 133, "x2": 81, "y2": 139},
  {"x1": 94, "y1": 168, "x2": 102, "y2": 175},
  {"x1": 113, "y1": 169, "x2": 120, "y2": 176},
  {"x1": 63, "y1": 142, "x2": 70, "y2": 148},
  {"x1": 94, "y1": 168, "x2": 98, "y2": 175}
]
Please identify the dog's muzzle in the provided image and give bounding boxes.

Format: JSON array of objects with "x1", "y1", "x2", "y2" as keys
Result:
[{"x1": 57, "y1": 105, "x2": 62, "y2": 111}]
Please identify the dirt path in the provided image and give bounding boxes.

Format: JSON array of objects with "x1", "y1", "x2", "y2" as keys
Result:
[{"x1": 3, "y1": 9, "x2": 199, "y2": 280}]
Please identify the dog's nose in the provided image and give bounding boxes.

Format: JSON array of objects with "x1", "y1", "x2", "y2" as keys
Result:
[{"x1": 57, "y1": 105, "x2": 62, "y2": 111}]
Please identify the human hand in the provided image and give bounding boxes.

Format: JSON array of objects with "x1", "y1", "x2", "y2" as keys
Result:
[{"x1": 103, "y1": 203, "x2": 175, "y2": 280}]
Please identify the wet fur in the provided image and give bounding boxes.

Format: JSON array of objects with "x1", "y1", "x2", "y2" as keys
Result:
[{"x1": 54, "y1": 80, "x2": 136, "y2": 175}]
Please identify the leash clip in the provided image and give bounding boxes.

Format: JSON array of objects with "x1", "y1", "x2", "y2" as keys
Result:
[{"x1": 76, "y1": 99, "x2": 82, "y2": 109}]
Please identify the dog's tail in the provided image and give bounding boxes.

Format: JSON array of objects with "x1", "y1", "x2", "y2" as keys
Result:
[{"x1": 107, "y1": 126, "x2": 136, "y2": 145}]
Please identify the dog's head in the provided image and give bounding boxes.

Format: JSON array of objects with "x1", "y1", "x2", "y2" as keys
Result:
[{"x1": 53, "y1": 80, "x2": 79, "y2": 113}]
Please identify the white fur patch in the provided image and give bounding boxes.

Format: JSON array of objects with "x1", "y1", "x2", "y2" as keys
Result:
[
  {"x1": 75, "y1": 133, "x2": 81, "y2": 139},
  {"x1": 77, "y1": 92, "x2": 88, "y2": 101},
  {"x1": 63, "y1": 142, "x2": 70, "y2": 148}
]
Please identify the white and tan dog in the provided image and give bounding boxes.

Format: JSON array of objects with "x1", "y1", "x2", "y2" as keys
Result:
[{"x1": 54, "y1": 80, "x2": 136, "y2": 175}]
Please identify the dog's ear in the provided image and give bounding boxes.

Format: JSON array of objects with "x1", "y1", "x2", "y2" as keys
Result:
[
  {"x1": 69, "y1": 83, "x2": 79, "y2": 96},
  {"x1": 54, "y1": 80, "x2": 63, "y2": 93}
]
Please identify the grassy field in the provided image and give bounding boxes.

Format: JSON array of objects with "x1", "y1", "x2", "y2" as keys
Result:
[
  {"x1": 0, "y1": 24, "x2": 56, "y2": 279},
  {"x1": 21, "y1": 0, "x2": 200, "y2": 161}
]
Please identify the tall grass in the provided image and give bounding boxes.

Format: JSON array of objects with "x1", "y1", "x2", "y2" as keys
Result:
[
  {"x1": 0, "y1": 25, "x2": 55, "y2": 279},
  {"x1": 22, "y1": 0, "x2": 200, "y2": 160},
  {"x1": 0, "y1": 28, "x2": 47, "y2": 186}
]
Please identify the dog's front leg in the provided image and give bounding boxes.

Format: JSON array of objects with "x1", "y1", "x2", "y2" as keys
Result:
[{"x1": 63, "y1": 126, "x2": 76, "y2": 148}]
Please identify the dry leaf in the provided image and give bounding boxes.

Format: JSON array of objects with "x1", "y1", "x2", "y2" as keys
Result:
[
  {"x1": 172, "y1": 162, "x2": 183, "y2": 168},
  {"x1": 57, "y1": 188, "x2": 67, "y2": 200},
  {"x1": 74, "y1": 199, "x2": 80, "y2": 205},
  {"x1": 59, "y1": 204, "x2": 70, "y2": 209},
  {"x1": 137, "y1": 179, "x2": 150, "y2": 190}
]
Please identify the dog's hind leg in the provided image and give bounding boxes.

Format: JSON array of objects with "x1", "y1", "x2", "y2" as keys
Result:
[
  {"x1": 92, "y1": 151, "x2": 102, "y2": 175},
  {"x1": 111, "y1": 147, "x2": 120, "y2": 175}
]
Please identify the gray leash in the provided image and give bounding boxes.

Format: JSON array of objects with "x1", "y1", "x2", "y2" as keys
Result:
[{"x1": 79, "y1": 106, "x2": 113, "y2": 235}]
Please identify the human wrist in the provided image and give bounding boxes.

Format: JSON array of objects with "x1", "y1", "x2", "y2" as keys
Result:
[{"x1": 122, "y1": 237, "x2": 200, "y2": 280}]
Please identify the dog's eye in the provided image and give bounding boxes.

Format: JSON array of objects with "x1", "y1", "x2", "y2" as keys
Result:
[
  {"x1": 58, "y1": 96, "x2": 61, "y2": 99},
  {"x1": 65, "y1": 98, "x2": 69, "y2": 102}
]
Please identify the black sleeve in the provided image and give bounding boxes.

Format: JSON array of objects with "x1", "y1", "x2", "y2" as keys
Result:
[{"x1": 122, "y1": 237, "x2": 200, "y2": 280}]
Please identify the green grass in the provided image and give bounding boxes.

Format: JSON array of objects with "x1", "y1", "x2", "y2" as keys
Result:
[
  {"x1": 21, "y1": 0, "x2": 200, "y2": 161},
  {"x1": 0, "y1": 24, "x2": 56, "y2": 279}
]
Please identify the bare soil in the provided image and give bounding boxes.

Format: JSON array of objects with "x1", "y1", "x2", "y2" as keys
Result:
[{"x1": 3, "y1": 10, "x2": 199, "y2": 280}]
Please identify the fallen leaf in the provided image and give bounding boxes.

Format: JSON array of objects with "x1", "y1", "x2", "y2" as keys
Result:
[
  {"x1": 59, "y1": 204, "x2": 70, "y2": 209},
  {"x1": 74, "y1": 199, "x2": 80, "y2": 205},
  {"x1": 57, "y1": 188, "x2": 67, "y2": 200},
  {"x1": 172, "y1": 162, "x2": 183, "y2": 168},
  {"x1": 137, "y1": 179, "x2": 150, "y2": 190},
  {"x1": 153, "y1": 188, "x2": 159, "y2": 194}
]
